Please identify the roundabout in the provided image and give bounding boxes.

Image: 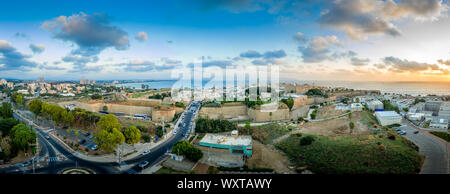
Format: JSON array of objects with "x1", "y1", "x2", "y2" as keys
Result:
[{"x1": 59, "y1": 167, "x2": 96, "y2": 174}]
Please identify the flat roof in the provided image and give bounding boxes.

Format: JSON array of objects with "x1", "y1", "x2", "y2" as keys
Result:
[
  {"x1": 375, "y1": 111, "x2": 401, "y2": 117},
  {"x1": 199, "y1": 133, "x2": 252, "y2": 146}
]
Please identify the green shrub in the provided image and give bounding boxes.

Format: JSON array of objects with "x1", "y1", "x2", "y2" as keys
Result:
[
  {"x1": 142, "y1": 134, "x2": 152, "y2": 143},
  {"x1": 300, "y1": 136, "x2": 315, "y2": 146}
]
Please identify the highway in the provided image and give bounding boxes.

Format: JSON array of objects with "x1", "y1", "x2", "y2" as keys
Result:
[{"x1": 1, "y1": 101, "x2": 201, "y2": 174}]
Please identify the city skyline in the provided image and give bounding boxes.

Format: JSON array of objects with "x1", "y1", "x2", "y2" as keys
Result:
[{"x1": 0, "y1": 0, "x2": 450, "y2": 82}]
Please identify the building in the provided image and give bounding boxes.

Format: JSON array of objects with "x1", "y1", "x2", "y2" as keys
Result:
[
  {"x1": 350, "y1": 103, "x2": 363, "y2": 112},
  {"x1": 38, "y1": 77, "x2": 44, "y2": 83},
  {"x1": 425, "y1": 101, "x2": 442, "y2": 116},
  {"x1": 429, "y1": 117, "x2": 449, "y2": 130},
  {"x1": 374, "y1": 111, "x2": 402, "y2": 126},
  {"x1": 438, "y1": 102, "x2": 450, "y2": 119},
  {"x1": 366, "y1": 100, "x2": 384, "y2": 111},
  {"x1": 0, "y1": 79, "x2": 6, "y2": 85},
  {"x1": 198, "y1": 130, "x2": 252, "y2": 157},
  {"x1": 407, "y1": 112, "x2": 425, "y2": 121},
  {"x1": 17, "y1": 89, "x2": 29, "y2": 95}
]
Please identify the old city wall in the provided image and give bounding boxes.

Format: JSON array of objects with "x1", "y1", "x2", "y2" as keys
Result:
[
  {"x1": 58, "y1": 101, "x2": 154, "y2": 115},
  {"x1": 248, "y1": 108, "x2": 290, "y2": 122},
  {"x1": 199, "y1": 103, "x2": 248, "y2": 119}
]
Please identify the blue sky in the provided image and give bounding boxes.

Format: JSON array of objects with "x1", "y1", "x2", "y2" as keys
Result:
[{"x1": 0, "y1": 0, "x2": 449, "y2": 81}]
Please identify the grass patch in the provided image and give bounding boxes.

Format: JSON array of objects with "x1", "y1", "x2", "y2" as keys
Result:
[
  {"x1": 275, "y1": 131, "x2": 423, "y2": 174},
  {"x1": 430, "y1": 131, "x2": 450, "y2": 142},
  {"x1": 240, "y1": 123, "x2": 291, "y2": 144},
  {"x1": 359, "y1": 110, "x2": 378, "y2": 128}
]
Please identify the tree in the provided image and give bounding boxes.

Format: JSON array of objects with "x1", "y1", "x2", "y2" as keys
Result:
[
  {"x1": 141, "y1": 134, "x2": 152, "y2": 143},
  {"x1": 11, "y1": 124, "x2": 36, "y2": 152},
  {"x1": 97, "y1": 114, "x2": 122, "y2": 132},
  {"x1": 74, "y1": 130, "x2": 79, "y2": 142},
  {"x1": 94, "y1": 114, "x2": 125, "y2": 152},
  {"x1": 156, "y1": 125, "x2": 165, "y2": 137},
  {"x1": 94, "y1": 128, "x2": 125, "y2": 152},
  {"x1": 0, "y1": 102, "x2": 13, "y2": 118},
  {"x1": 349, "y1": 122, "x2": 355, "y2": 129},
  {"x1": 0, "y1": 118, "x2": 19, "y2": 137},
  {"x1": 281, "y1": 98, "x2": 294, "y2": 111},
  {"x1": 299, "y1": 136, "x2": 315, "y2": 146},
  {"x1": 172, "y1": 140, "x2": 203, "y2": 162},
  {"x1": 102, "y1": 105, "x2": 108, "y2": 112},
  {"x1": 124, "y1": 126, "x2": 141, "y2": 145},
  {"x1": 28, "y1": 99, "x2": 43, "y2": 116},
  {"x1": 244, "y1": 121, "x2": 251, "y2": 134}
]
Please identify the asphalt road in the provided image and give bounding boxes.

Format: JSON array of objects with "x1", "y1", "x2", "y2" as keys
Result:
[
  {"x1": 122, "y1": 101, "x2": 200, "y2": 174},
  {"x1": 400, "y1": 124, "x2": 449, "y2": 174},
  {"x1": 1, "y1": 101, "x2": 201, "y2": 174}
]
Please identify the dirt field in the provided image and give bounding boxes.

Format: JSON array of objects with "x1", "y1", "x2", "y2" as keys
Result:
[
  {"x1": 246, "y1": 141, "x2": 295, "y2": 174},
  {"x1": 301, "y1": 111, "x2": 371, "y2": 136},
  {"x1": 316, "y1": 105, "x2": 346, "y2": 119}
]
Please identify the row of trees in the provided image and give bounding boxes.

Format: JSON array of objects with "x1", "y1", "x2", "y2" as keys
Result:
[
  {"x1": 0, "y1": 102, "x2": 36, "y2": 160},
  {"x1": 195, "y1": 117, "x2": 237, "y2": 133},
  {"x1": 148, "y1": 92, "x2": 171, "y2": 100},
  {"x1": 94, "y1": 114, "x2": 142, "y2": 152}
]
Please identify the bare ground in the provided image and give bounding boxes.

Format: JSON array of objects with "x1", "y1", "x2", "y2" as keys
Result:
[
  {"x1": 246, "y1": 141, "x2": 295, "y2": 174},
  {"x1": 301, "y1": 111, "x2": 371, "y2": 136}
]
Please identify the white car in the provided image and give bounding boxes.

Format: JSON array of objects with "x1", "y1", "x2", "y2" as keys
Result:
[
  {"x1": 141, "y1": 150, "x2": 150, "y2": 155},
  {"x1": 173, "y1": 130, "x2": 177, "y2": 135}
]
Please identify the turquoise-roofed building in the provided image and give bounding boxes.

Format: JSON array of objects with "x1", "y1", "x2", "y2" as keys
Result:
[{"x1": 198, "y1": 131, "x2": 252, "y2": 157}]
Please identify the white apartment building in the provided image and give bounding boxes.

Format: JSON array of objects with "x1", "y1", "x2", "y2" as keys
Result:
[{"x1": 374, "y1": 111, "x2": 402, "y2": 126}]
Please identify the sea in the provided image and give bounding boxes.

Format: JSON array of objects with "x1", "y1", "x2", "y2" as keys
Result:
[{"x1": 116, "y1": 80, "x2": 450, "y2": 96}]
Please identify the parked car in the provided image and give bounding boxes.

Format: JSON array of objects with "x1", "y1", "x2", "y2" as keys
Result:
[
  {"x1": 84, "y1": 132, "x2": 91, "y2": 137},
  {"x1": 45, "y1": 135, "x2": 50, "y2": 139},
  {"x1": 141, "y1": 150, "x2": 150, "y2": 155},
  {"x1": 413, "y1": 130, "x2": 419, "y2": 134},
  {"x1": 138, "y1": 161, "x2": 149, "y2": 168},
  {"x1": 89, "y1": 144, "x2": 98, "y2": 150},
  {"x1": 88, "y1": 135, "x2": 94, "y2": 139},
  {"x1": 78, "y1": 139, "x2": 87, "y2": 144}
]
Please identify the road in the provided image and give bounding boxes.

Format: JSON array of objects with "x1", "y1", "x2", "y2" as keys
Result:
[
  {"x1": 122, "y1": 101, "x2": 201, "y2": 174},
  {"x1": 1, "y1": 101, "x2": 201, "y2": 174},
  {"x1": 400, "y1": 121, "x2": 449, "y2": 174}
]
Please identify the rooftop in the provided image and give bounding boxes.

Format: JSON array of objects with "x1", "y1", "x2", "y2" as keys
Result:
[
  {"x1": 199, "y1": 133, "x2": 252, "y2": 146},
  {"x1": 375, "y1": 111, "x2": 401, "y2": 117}
]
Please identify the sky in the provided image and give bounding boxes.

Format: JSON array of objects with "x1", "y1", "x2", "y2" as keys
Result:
[{"x1": 0, "y1": 0, "x2": 449, "y2": 82}]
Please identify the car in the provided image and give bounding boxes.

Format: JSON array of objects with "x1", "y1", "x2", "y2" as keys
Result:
[
  {"x1": 138, "y1": 161, "x2": 149, "y2": 168},
  {"x1": 88, "y1": 135, "x2": 94, "y2": 139},
  {"x1": 173, "y1": 130, "x2": 177, "y2": 135},
  {"x1": 21, "y1": 161, "x2": 31, "y2": 167},
  {"x1": 85, "y1": 132, "x2": 91, "y2": 137},
  {"x1": 141, "y1": 150, "x2": 150, "y2": 155},
  {"x1": 78, "y1": 139, "x2": 87, "y2": 144},
  {"x1": 398, "y1": 130, "x2": 407, "y2": 135},
  {"x1": 45, "y1": 135, "x2": 50, "y2": 139},
  {"x1": 89, "y1": 144, "x2": 98, "y2": 150},
  {"x1": 413, "y1": 130, "x2": 419, "y2": 134}
]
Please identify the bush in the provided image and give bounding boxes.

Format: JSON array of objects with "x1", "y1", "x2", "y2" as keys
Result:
[
  {"x1": 142, "y1": 134, "x2": 152, "y2": 143},
  {"x1": 349, "y1": 122, "x2": 355, "y2": 129},
  {"x1": 387, "y1": 133, "x2": 396, "y2": 140},
  {"x1": 300, "y1": 136, "x2": 315, "y2": 146}
]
